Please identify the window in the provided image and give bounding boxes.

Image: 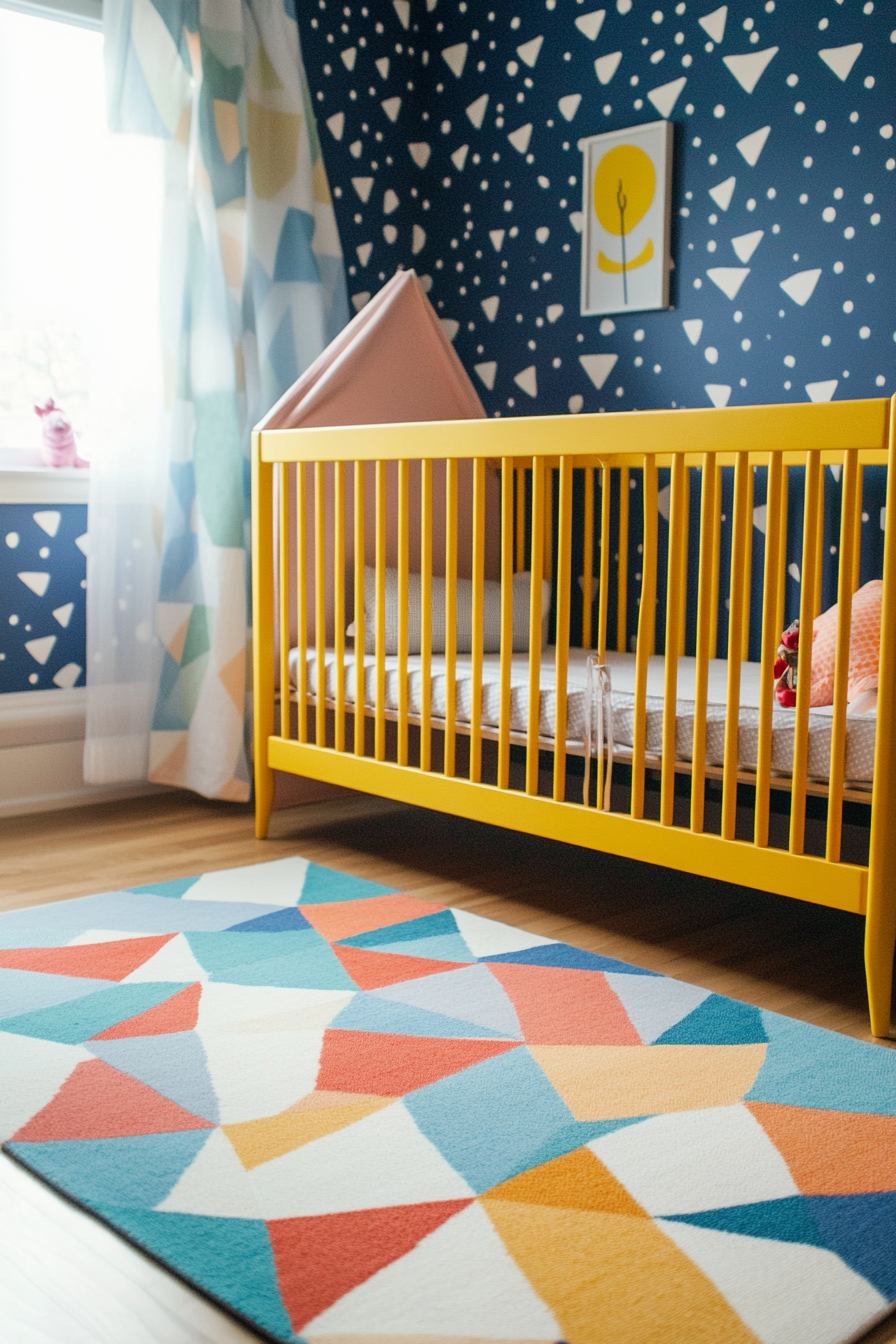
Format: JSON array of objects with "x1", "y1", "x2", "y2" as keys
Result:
[{"x1": 0, "y1": 2, "x2": 162, "y2": 464}]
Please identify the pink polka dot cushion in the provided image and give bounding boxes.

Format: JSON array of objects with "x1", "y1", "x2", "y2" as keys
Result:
[{"x1": 810, "y1": 579, "x2": 882, "y2": 707}]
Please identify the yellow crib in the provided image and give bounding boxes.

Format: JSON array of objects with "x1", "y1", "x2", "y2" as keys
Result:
[{"x1": 252, "y1": 396, "x2": 896, "y2": 1037}]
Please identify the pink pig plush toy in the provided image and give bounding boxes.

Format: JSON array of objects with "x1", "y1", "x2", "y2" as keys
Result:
[{"x1": 34, "y1": 398, "x2": 88, "y2": 468}]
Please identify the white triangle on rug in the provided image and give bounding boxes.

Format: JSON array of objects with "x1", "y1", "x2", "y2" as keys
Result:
[
  {"x1": 373, "y1": 964, "x2": 523, "y2": 1038},
  {"x1": 0, "y1": 1033, "x2": 91, "y2": 1141},
  {"x1": 705, "y1": 383, "x2": 732, "y2": 408},
  {"x1": 197, "y1": 1028, "x2": 325, "y2": 1125},
  {"x1": 216, "y1": 995, "x2": 354, "y2": 1035},
  {"x1": 197, "y1": 982, "x2": 350, "y2": 1031},
  {"x1": 122, "y1": 933, "x2": 208, "y2": 984},
  {"x1": 68, "y1": 929, "x2": 154, "y2": 945},
  {"x1": 682, "y1": 318, "x2": 703, "y2": 346},
  {"x1": 156, "y1": 1129, "x2": 264, "y2": 1219},
  {"x1": 304, "y1": 1201, "x2": 561, "y2": 1338},
  {"x1": 722, "y1": 46, "x2": 778, "y2": 95},
  {"x1": 248, "y1": 1101, "x2": 474, "y2": 1219},
  {"x1": 603, "y1": 972, "x2": 711, "y2": 1043},
  {"x1": 657, "y1": 1219, "x2": 886, "y2": 1344},
  {"x1": 182, "y1": 856, "x2": 309, "y2": 905},
  {"x1": 452, "y1": 909, "x2": 557, "y2": 959},
  {"x1": 591, "y1": 1103, "x2": 797, "y2": 1217}
]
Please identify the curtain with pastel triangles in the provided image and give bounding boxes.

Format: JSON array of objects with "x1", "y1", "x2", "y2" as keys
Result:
[{"x1": 103, "y1": 0, "x2": 348, "y2": 800}]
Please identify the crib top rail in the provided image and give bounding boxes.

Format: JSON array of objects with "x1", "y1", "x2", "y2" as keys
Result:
[{"x1": 255, "y1": 397, "x2": 890, "y2": 466}]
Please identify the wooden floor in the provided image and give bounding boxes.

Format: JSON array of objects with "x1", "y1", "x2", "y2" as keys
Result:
[{"x1": 2, "y1": 789, "x2": 895, "y2": 1344}]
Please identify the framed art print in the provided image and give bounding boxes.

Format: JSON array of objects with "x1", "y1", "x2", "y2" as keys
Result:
[{"x1": 580, "y1": 119, "x2": 673, "y2": 317}]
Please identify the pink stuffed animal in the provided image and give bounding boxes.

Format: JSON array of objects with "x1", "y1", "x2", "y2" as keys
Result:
[{"x1": 34, "y1": 398, "x2": 88, "y2": 468}]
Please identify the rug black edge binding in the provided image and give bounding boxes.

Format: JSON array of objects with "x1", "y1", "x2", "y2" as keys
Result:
[{"x1": 1, "y1": 1142, "x2": 286, "y2": 1344}]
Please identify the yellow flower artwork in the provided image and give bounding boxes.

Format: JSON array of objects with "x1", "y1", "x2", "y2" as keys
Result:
[
  {"x1": 580, "y1": 120, "x2": 673, "y2": 318},
  {"x1": 594, "y1": 144, "x2": 656, "y2": 303}
]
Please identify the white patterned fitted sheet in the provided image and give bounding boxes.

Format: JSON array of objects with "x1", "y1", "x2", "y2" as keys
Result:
[{"x1": 288, "y1": 647, "x2": 878, "y2": 785}]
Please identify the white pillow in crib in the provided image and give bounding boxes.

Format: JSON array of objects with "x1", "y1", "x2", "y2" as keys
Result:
[{"x1": 349, "y1": 567, "x2": 551, "y2": 655}]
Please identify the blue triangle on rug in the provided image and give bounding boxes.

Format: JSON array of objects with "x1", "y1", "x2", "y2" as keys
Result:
[
  {"x1": 480, "y1": 943, "x2": 661, "y2": 975},
  {"x1": 88, "y1": 1206, "x2": 297, "y2": 1340},
  {"x1": 655, "y1": 994, "x2": 769, "y2": 1045}
]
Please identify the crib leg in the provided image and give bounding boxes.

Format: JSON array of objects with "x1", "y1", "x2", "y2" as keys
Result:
[
  {"x1": 255, "y1": 761, "x2": 275, "y2": 839},
  {"x1": 864, "y1": 856, "x2": 895, "y2": 1036}
]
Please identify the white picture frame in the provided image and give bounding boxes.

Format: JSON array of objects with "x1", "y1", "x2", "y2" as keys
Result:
[{"x1": 580, "y1": 119, "x2": 674, "y2": 318}]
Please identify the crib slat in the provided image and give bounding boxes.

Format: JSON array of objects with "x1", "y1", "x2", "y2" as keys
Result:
[
  {"x1": 444, "y1": 459, "x2": 459, "y2": 778},
  {"x1": 278, "y1": 463, "x2": 291, "y2": 741},
  {"x1": 678, "y1": 468, "x2": 691, "y2": 657},
  {"x1": 660, "y1": 453, "x2": 686, "y2": 826},
  {"x1": 851, "y1": 465, "x2": 864, "y2": 595},
  {"x1": 754, "y1": 452, "x2": 784, "y2": 847},
  {"x1": 617, "y1": 467, "x2": 629, "y2": 653},
  {"x1": 826, "y1": 449, "x2": 859, "y2": 862},
  {"x1": 314, "y1": 463, "x2": 327, "y2": 750},
  {"x1": 397, "y1": 459, "x2": 410, "y2": 767},
  {"x1": 353, "y1": 462, "x2": 366, "y2": 756},
  {"x1": 708, "y1": 460, "x2": 723, "y2": 660},
  {"x1": 334, "y1": 461, "x2": 346, "y2": 752},
  {"x1": 498, "y1": 459, "x2": 514, "y2": 790},
  {"x1": 582, "y1": 467, "x2": 595, "y2": 650},
  {"x1": 296, "y1": 462, "x2": 308, "y2": 744},
  {"x1": 527, "y1": 456, "x2": 546, "y2": 796},
  {"x1": 553, "y1": 457, "x2": 573, "y2": 801},
  {"x1": 740, "y1": 463, "x2": 754, "y2": 657},
  {"x1": 721, "y1": 452, "x2": 751, "y2": 840},
  {"x1": 516, "y1": 466, "x2": 526, "y2": 573},
  {"x1": 790, "y1": 450, "x2": 822, "y2": 855},
  {"x1": 774, "y1": 465, "x2": 789, "y2": 644},
  {"x1": 543, "y1": 464, "x2": 553, "y2": 586},
  {"x1": 470, "y1": 458, "x2": 486, "y2": 784},
  {"x1": 631, "y1": 459, "x2": 658, "y2": 820},
  {"x1": 814, "y1": 466, "x2": 826, "y2": 620},
  {"x1": 420, "y1": 459, "x2": 433, "y2": 772},
  {"x1": 374, "y1": 460, "x2": 387, "y2": 762},
  {"x1": 690, "y1": 455, "x2": 718, "y2": 833},
  {"x1": 595, "y1": 466, "x2": 612, "y2": 809}
]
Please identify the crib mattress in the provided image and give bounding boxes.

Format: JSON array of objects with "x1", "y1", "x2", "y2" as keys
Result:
[{"x1": 288, "y1": 647, "x2": 878, "y2": 785}]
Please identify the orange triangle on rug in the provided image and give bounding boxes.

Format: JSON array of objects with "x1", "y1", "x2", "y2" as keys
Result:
[
  {"x1": 91, "y1": 982, "x2": 203, "y2": 1040},
  {"x1": 267, "y1": 1199, "x2": 473, "y2": 1331},
  {"x1": 0, "y1": 935, "x2": 176, "y2": 982},
  {"x1": 12, "y1": 1058, "x2": 215, "y2": 1142},
  {"x1": 315, "y1": 1027, "x2": 520, "y2": 1096},
  {"x1": 332, "y1": 942, "x2": 469, "y2": 989}
]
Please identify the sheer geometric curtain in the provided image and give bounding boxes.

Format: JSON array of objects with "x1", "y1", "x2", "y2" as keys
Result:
[
  {"x1": 82, "y1": 77, "x2": 168, "y2": 786},
  {"x1": 85, "y1": 0, "x2": 348, "y2": 798}
]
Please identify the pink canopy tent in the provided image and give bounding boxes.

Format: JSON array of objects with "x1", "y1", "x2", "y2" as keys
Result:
[{"x1": 257, "y1": 269, "x2": 499, "y2": 806}]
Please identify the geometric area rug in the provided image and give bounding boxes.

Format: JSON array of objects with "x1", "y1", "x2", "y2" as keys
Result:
[{"x1": 3, "y1": 857, "x2": 896, "y2": 1344}]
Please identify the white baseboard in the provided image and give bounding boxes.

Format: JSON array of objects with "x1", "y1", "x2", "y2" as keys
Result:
[{"x1": 0, "y1": 689, "x2": 166, "y2": 817}]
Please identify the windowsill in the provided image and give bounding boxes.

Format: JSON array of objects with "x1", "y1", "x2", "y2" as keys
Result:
[{"x1": 0, "y1": 464, "x2": 90, "y2": 504}]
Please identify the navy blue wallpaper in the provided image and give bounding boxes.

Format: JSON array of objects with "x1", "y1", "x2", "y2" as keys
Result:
[
  {"x1": 300, "y1": 0, "x2": 894, "y2": 416},
  {"x1": 1, "y1": 505, "x2": 87, "y2": 694}
]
